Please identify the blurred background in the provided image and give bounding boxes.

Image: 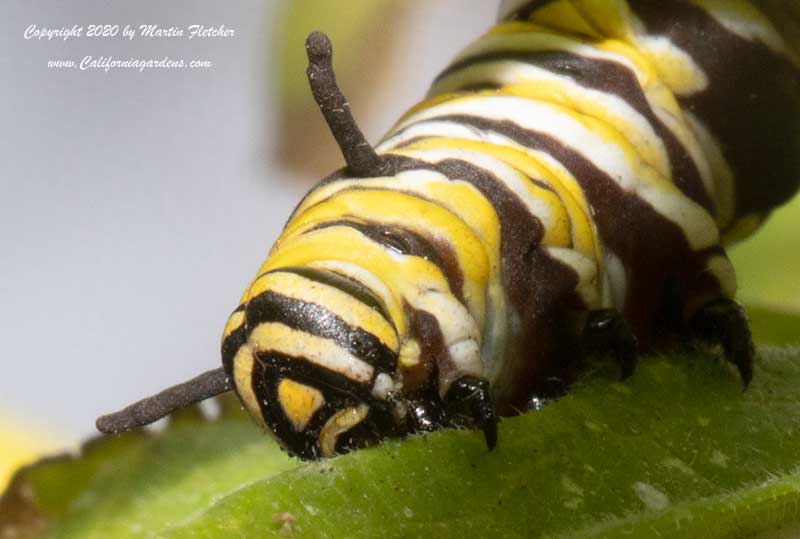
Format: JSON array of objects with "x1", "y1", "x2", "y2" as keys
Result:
[{"x1": 1, "y1": 0, "x2": 798, "y2": 487}]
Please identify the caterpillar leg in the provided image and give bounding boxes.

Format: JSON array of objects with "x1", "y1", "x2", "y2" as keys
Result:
[
  {"x1": 444, "y1": 376, "x2": 498, "y2": 450},
  {"x1": 582, "y1": 309, "x2": 638, "y2": 380},
  {"x1": 689, "y1": 298, "x2": 754, "y2": 388}
]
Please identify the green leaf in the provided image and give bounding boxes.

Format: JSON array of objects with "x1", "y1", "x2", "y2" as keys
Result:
[
  {"x1": 730, "y1": 196, "x2": 800, "y2": 311},
  {"x1": 746, "y1": 304, "x2": 800, "y2": 346},
  {"x1": 3, "y1": 349, "x2": 800, "y2": 539}
]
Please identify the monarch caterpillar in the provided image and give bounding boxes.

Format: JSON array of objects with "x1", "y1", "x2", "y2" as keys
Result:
[{"x1": 97, "y1": 0, "x2": 800, "y2": 460}]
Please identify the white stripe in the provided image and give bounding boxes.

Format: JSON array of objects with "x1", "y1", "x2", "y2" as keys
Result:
[
  {"x1": 432, "y1": 60, "x2": 673, "y2": 179},
  {"x1": 248, "y1": 322, "x2": 374, "y2": 383},
  {"x1": 386, "y1": 96, "x2": 719, "y2": 250},
  {"x1": 451, "y1": 31, "x2": 642, "y2": 75}
]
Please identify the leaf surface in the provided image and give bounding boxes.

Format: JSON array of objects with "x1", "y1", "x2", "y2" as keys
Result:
[{"x1": 3, "y1": 342, "x2": 800, "y2": 539}]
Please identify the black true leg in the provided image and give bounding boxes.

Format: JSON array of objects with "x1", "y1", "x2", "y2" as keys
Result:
[
  {"x1": 407, "y1": 397, "x2": 448, "y2": 433},
  {"x1": 583, "y1": 309, "x2": 638, "y2": 380},
  {"x1": 444, "y1": 376, "x2": 498, "y2": 450},
  {"x1": 689, "y1": 298, "x2": 754, "y2": 388}
]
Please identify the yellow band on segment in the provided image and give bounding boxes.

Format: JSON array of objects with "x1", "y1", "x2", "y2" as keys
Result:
[
  {"x1": 246, "y1": 269, "x2": 399, "y2": 352},
  {"x1": 277, "y1": 378, "x2": 325, "y2": 432},
  {"x1": 285, "y1": 189, "x2": 490, "y2": 276},
  {"x1": 221, "y1": 309, "x2": 245, "y2": 342},
  {"x1": 410, "y1": 137, "x2": 600, "y2": 266},
  {"x1": 514, "y1": 2, "x2": 602, "y2": 38},
  {"x1": 274, "y1": 195, "x2": 491, "y2": 328},
  {"x1": 289, "y1": 174, "x2": 501, "y2": 274},
  {"x1": 231, "y1": 345, "x2": 264, "y2": 429},
  {"x1": 398, "y1": 137, "x2": 585, "y2": 250},
  {"x1": 319, "y1": 404, "x2": 370, "y2": 458},
  {"x1": 546, "y1": 0, "x2": 638, "y2": 42}
]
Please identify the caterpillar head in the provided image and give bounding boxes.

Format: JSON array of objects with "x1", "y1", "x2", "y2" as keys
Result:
[
  {"x1": 223, "y1": 266, "x2": 403, "y2": 459},
  {"x1": 95, "y1": 265, "x2": 406, "y2": 460},
  {"x1": 94, "y1": 259, "x2": 497, "y2": 460}
]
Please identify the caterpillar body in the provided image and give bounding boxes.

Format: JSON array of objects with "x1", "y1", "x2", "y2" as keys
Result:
[{"x1": 98, "y1": 0, "x2": 800, "y2": 460}]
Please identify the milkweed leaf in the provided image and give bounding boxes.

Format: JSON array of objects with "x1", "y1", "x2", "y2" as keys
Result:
[
  {"x1": 731, "y1": 196, "x2": 800, "y2": 311},
  {"x1": 2, "y1": 347, "x2": 800, "y2": 538},
  {"x1": 746, "y1": 304, "x2": 800, "y2": 346}
]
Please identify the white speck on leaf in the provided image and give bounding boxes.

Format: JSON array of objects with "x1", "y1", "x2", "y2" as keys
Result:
[
  {"x1": 633, "y1": 481, "x2": 670, "y2": 511},
  {"x1": 662, "y1": 457, "x2": 695, "y2": 476},
  {"x1": 562, "y1": 476, "x2": 584, "y2": 496}
]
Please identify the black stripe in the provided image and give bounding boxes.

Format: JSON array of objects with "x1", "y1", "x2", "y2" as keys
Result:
[
  {"x1": 307, "y1": 219, "x2": 466, "y2": 304},
  {"x1": 267, "y1": 265, "x2": 394, "y2": 328},
  {"x1": 435, "y1": 49, "x2": 713, "y2": 211},
  {"x1": 245, "y1": 290, "x2": 397, "y2": 374},
  {"x1": 221, "y1": 306, "x2": 247, "y2": 378}
]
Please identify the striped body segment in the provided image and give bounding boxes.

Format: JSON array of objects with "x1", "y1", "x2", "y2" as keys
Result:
[{"x1": 222, "y1": 1, "x2": 800, "y2": 459}]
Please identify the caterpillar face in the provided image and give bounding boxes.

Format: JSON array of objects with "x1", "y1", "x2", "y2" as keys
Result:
[{"x1": 221, "y1": 266, "x2": 406, "y2": 459}]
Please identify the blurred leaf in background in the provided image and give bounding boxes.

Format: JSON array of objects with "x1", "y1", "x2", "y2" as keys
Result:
[
  {"x1": 270, "y1": 0, "x2": 410, "y2": 178},
  {"x1": 731, "y1": 196, "x2": 800, "y2": 315}
]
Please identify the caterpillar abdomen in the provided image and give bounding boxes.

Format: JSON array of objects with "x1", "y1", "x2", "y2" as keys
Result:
[{"x1": 97, "y1": 1, "x2": 800, "y2": 460}]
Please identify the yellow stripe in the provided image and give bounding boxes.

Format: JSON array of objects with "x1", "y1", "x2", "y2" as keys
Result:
[
  {"x1": 394, "y1": 138, "x2": 603, "y2": 276},
  {"x1": 277, "y1": 379, "x2": 325, "y2": 432},
  {"x1": 264, "y1": 227, "x2": 454, "y2": 316},
  {"x1": 319, "y1": 404, "x2": 369, "y2": 458},
  {"x1": 231, "y1": 345, "x2": 264, "y2": 429},
  {"x1": 246, "y1": 269, "x2": 399, "y2": 351},
  {"x1": 249, "y1": 322, "x2": 375, "y2": 383},
  {"x1": 519, "y1": 2, "x2": 603, "y2": 38},
  {"x1": 290, "y1": 174, "x2": 500, "y2": 267},
  {"x1": 280, "y1": 189, "x2": 493, "y2": 328},
  {"x1": 397, "y1": 137, "x2": 589, "y2": 250},
  {"x1": 560, "y1": 0, "x2": 638, "y2": 42},
  {"x1": 221, "y1": 309, "x2": 245, "y2": 342}
]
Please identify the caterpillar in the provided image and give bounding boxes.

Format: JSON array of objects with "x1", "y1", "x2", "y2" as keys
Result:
[{"x1": 97, "y1": 0, "x2": 800, "y2": 460}]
